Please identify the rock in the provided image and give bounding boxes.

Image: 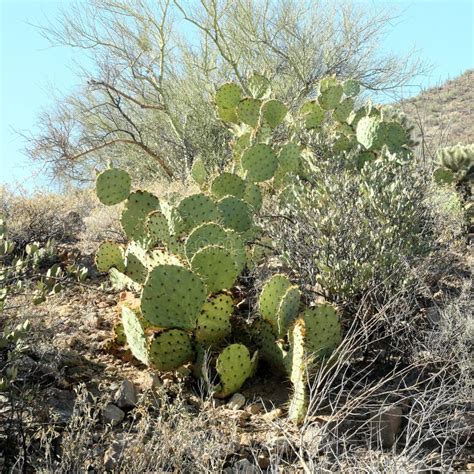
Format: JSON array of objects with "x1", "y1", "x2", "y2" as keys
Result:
[
  {"x1": 115, "y1": 380, "x2": 138, "y2": 409},
  {"x1": 103, "y1": 441, "x2": 125, "y2": 471},
  {"x1": 262, "y1": 408, "x2": 284, "y2": 422},
  {"x1": 103, "y1": 403, "x2": 125, "y2": 426},
  {"x1": 228, "y1": 393, "x2": 246, "y2": 410},
  {"x1": 139, "y1": 372, "x2": 163, "y2": 391},
  {"x1": 372, "y1": 406, "x2": 403, "y2": 448},
  {"x1": 232, "y1": 458, "x2": 259, "y2": 474},
  {"x1": 46, "y1": 388, "x2": 75, "y2": 423}
]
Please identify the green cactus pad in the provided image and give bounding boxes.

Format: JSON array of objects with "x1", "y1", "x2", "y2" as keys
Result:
[
  {"x1": 95, "y1": 241, "x2": 125, "y2": 273},
  {"x1": 185, "y1": 222, "x2": 228, "y2": 260},
  {"x1": 278, "y1": 143, "x2": 301, "y2": 173},
  {"x1": 146, "y1": 210, "x2": 169, "y2": 245},
  {"x1": 124, "y1": 242, "x2": 149, "y2": 284},
  {"x1": 288, "y1": 320, "x2": 308, "y2": 424},
  {"x1": 261, "y1": 99, "x2": 288, "y2": 128},
  {"x1": 109, "y1": 268, "x2": 141, "y2": 292},
  {"x1": 122, "y1": 306, "x2": 149, "y2": 365},
  {"x1": 191, "y1": 245, "x2": 239, "y2": 293},
  {"x1": 147, "y1": 249, "x2": 182, "y2": 268},
  {"x1": 225, "y1": 230, "x2": 246, "y2": 273},
  {"x1": 243, "y1": 182, "x2": 263, "y2": 211},
  {"x1": 301, "y1": 304, "x2": 342, "y2": 358},
  {"x1": 196, "y1": 294, "x2": 233, "y2": 346},
  {"x1": 249, "y1": 319, "x2": 288, "y2": 372},
  {"x1": 215, "y1": 343, "x2": 256, "y2": 397},
  {"x1": 237, "y1": 98, "x2": 262, "y2": 127},
  {"x1": 241, "y1": 144, "x2": 277, "y2": 182},
  {"x1": 215, "y1": 82, "x2": 242, "y2": 109},
  {"x1": 121, "y1": 191, "x2": 161, "y2": 241},
  {"x1": 318, "y1": 86, "x2": 343, "y2": 111},
  {"x1": 332, "y1": 134, "x2": 353, "y2": 153},
  {"x1": 174, "y1": 193, "x2": 221, "y2": 235},
  {"x1": 333, "y1": 97, "x2": 355, "y2": 123},
  {"x1": 190, "y1": 157, "x2": 208, "y2": 185},
  {"x1": 141, "y1": 264, "x2": 207, "y2": 329},
  {"x1": 300, "y1": 101, "x2": 325, "y2": 129},
  {"x1": 383, "y1": 122, "x2": 408, "y2": 151},
  {"x1": 148, "y1": 329, "x2": 194, "y2": 371},
  {"x1": 218, "y1": 196, "x2": 252, "y2": 233},
  {"x1": 217, "y1": 106, "x2": 239, "y2": 124},
  {"x1": 342, "y1": 79, "x2": 361, "y2": 97},
  {"x1": 210, "y1": 173, "x2": 246, "y2": 200},
  {"x1": 233, "y1": 132, "x2": 251, "y2": 163},
  {"x1": 433, "y1": 167, "x2": 454, "y2": 185},
  {"x1": 248, "y1": 74, "x2": 271, "y2": 99},
  {"x1": 356, "y1": 116, "x2": 384, "y2": 150},
  {"x1": 96, "y1": 168, "x2": 131, "y2": 206},
  {"x1": 259, "y1": 274, "x2": 292, "y2": 325},
  {"x1": 277, "y1": 286, "x2": 301, "y2": 337}
]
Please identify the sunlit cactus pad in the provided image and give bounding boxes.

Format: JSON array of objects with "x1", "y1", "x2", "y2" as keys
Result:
[
  {"x1": 215, "y1": 82, "x2": 242, "y2": 109},
  {"x1": 261, "y1": 99, "x2": 287, "y2": 128},
  {"x1": 195, "y1": 294, "x2": 233, "y2": 346},
  {"x1": 141, "y1": 264, "x2": 207, "y2": 329},
  {"x1": 174, "y1": 193, "x2": 221, "y2": 235},
  {"x1": 210, "y1": 173, "x2": 246, "y2": 200},
  {"x1": 121, "y1": 190, "x2": 161, "y2": 241},
  {"x1": 96, "y1": 168, "x2": 131, "y2": 206},
  {"x1": 148, "y1": 329, "x2": 194, "y2": 371},
  {"x1": 300, "y1": 100, "x2": 325, "y2": 129},
  {"x1": 215, "y1": 343, "x2": 257, "y2": 397},
  {"x1": 237, "y1": 98, "x2": 261, "y2": 127},
  {"x1": 191, "y1": 245, "x2": 240, "y2": 293},
  {"x1": 122, "y1": 306, "x2": 149, "y2": 365},
  {"x1": 95, "y1": 241, "x2": 125, "y2": 273},
  {"x1": 241, "y1": 144, "x2": 277, "y2": 183},
  {"x1": 217, "y1": 196, "x2": 252, "y2": 233},
  {"x1": 146, "y1": 210, "x2": 169, "y2": 244}
]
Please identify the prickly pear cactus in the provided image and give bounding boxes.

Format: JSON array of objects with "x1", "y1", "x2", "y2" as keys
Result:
[{"x1": 96, "y1": 168, "x2": 131, "y2": 206}]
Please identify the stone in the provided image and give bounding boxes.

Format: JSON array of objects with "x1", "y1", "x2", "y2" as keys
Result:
[
  {"x1": 115, "y1": 380, "x2": 138, "y2": 409},
  {"x1": 372, "y1": 406, "x2": 403, "y2": 448},
  {"x1": 228, "y1": 393, "x2": 246, "y2": 410},
  {"x1": 46, "y1": 388, "x2": 75, "y2": 423},
  {"x1": 139, "y1": 372, "x2": 163, "y2": 391},
  {"x1": 232, "y1": 458, "x2": 259, "y2": 474},
  {"x1": 103, "y1": 403, "x2": 125, "y2": 426}
]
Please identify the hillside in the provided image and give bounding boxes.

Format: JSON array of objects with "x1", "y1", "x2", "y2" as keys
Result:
[{"x1": 398, "y1": 70, "x2": 474, "y2": 151}]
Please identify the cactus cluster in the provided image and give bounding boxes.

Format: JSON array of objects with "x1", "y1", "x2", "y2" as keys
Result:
[{"x1": 94, "y1": 73, "x2": 416, "y2": 421}]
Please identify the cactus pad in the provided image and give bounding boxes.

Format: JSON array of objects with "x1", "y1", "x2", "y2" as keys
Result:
[
  {"x1": 124, "y1": 241, "x2": 149, "y2": 284},
  {"x1": 278, "y1": 143, "x2": 301, "y2": 173},
  {"x1": 300, "y1": 101, "x2": 325, "y2": 129},
  {"x1": 342, "y1": 79, "x2": 361, "y2": 97},
  {"x1": 190, "y1": 157, "x2": 208, "y2": 185},
  {"x1": 301, "y1": 304, "x2": 342, "y2": 358},
  {"x1": 122, "y1": 306, "x2": 149, "y2": 365},
  {"x1": 356, "y1": 116, "x2": 384, "y2": 150},
  {"x1": 259, "y1": 274, "x2": 292, "y2": 324},
  {"x1": 333, "y1": 97, "x2": 355, "y2": 123},
  {"x1": 141, "y1": 264, "x2": 207, "y2": 329},
  {"x1": 318, "y1": 79, "x2": 343, "y2": 110},
  {"x1": 195, "y1": 294, "x2": 233, "y2": 346},
  {"x1": 146, "y1": 210, "x2": 169, "y2": 245},
  {"x1": 210, "y1": 173, "x2": 246, "y2": 200},
  {"x1": 191, "y1": 245, "x2": 239, "y2": 293},
  {"x1": 218, "y1": 196, "x2": 252, "y2": 233},
  {"x1": 277, "y1": 286, "x2": 301, "y2": 337},
  {"x1": 185, "y1": 222, "x2": 228, "y2": 260},
  {"x1": 174, "y1": 193, "x2": 221, "y2": 235},
  {"x1": 148, "y1": 329, "x2": 194, "y2": 371},
  {"x1": 217, "y1": 106, "x2": 239, "y2": 123},
  {"x1": 96, "y1": 168, "x2": 131, "y2": 206},
  {"x1": 215, "y1": 343, "x2": 256, "y2": 397},
  {"x1": 121, "y1": 191, "x2": 161, "y2": 241},
  {"x1": 237, "y1": 98, "x2": 261, "y2": 127},
  {"x1": 249, "y1": 319, "x2": 288, "y2": 372},
  {"x1": 288, "y1": 320, "x2": 308, "y2": 424},
  {"x1": 243, "y1": 182, "x2": 263, "y2": 211},
  {"x1": 248, "y1": 74, "x2": 271, "y2": 99},
  {"x1": 215, "y1": 82, "x2": 242, "y2": 109},
  {"x1": 95, "y1": 241, "x2": 125, "y2": 273},
  {"x1": 261, "y1": 99, "x2": 288, "y2": 128},
  {"x1": 241, "y1": 144, "x2": 277, "y2": 182}
]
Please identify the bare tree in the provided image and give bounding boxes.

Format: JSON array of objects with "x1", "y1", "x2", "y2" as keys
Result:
[{"x1": 25, "y1": 0, "x2": 427, "y2": 183}]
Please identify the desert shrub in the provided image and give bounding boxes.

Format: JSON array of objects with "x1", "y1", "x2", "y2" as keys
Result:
[
  {"x1": 0, "y1": 186, "x2": 95, "y2": 246},
  {"x1": 269, "y1": 155, "x2": 433, "y2": 302}
]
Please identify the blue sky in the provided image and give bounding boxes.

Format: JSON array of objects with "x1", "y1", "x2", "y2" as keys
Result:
[{"x1": 1, "y1": 0, "x2": 473, "y2": 192}]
